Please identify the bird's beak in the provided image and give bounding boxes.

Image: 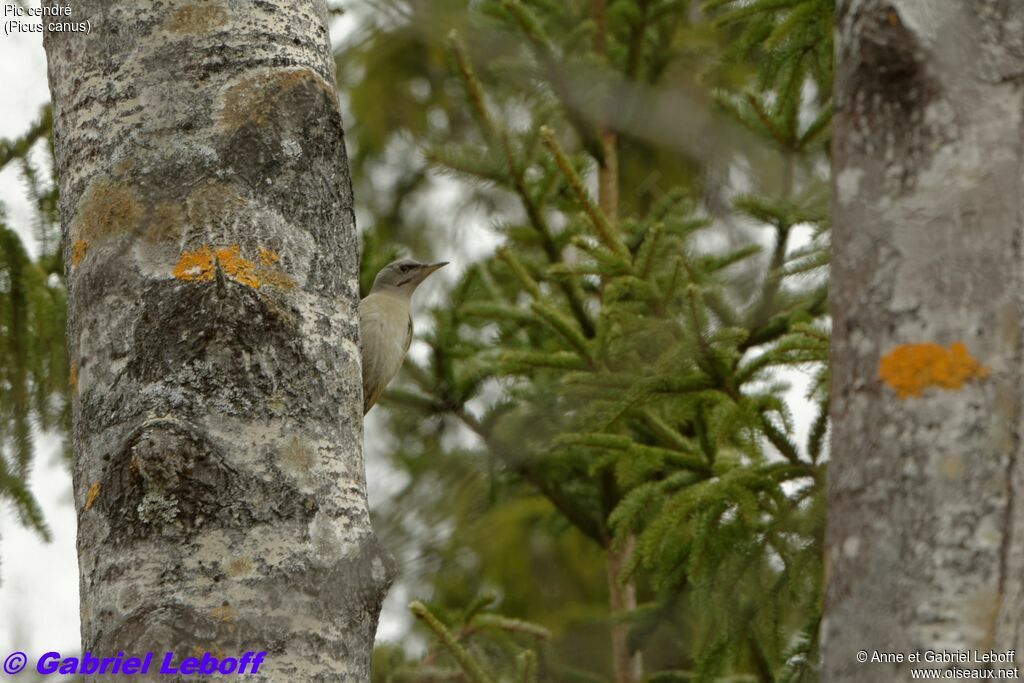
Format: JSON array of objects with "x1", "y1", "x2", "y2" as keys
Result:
[
  {"x1": 419, "y1": 261, "x2": 449, "y2": 279},
  {"x1": 410, "y1": 261, "x2": 449, "y2": 287}
]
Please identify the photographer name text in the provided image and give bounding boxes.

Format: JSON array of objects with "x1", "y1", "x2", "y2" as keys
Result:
[
  {"x1": 1, "y1": 650, "x2": 266, "y2": 677},
  {"x1": 859, "y1": 649, "x2": 1016, "y2": 664}
]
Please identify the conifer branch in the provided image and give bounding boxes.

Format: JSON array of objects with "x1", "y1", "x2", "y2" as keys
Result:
[
  {"x1": 540, "y1": 126, "x2": 630, "y2": 259},
  {"x1": 0, "y1": 105, "x2": 51, "y2": 171},
  {"x1": 531, "y1": 301, "x2": 596, "y2": 365},
  {"x1": 410, "y1": 602, "x2": 495, "y2": 683},
  {"x1": 497, "y1": 247, "x2": 542, "y2": 299},
  {"x1": 497, "y1": 0, "x2": 607, "y2": 164},
  {"x1": 517, "y1": 650, "x2": 538, "y2": 683},
  {"x1": 747, "y1": 223, "x2": 791, "y2": 330},
  {"x1": 448, "y1": 33, "x2": 597, "y2": 337},
  {"x1": 451, "y1": 407, "x2": 609, "y2": 544},
  {"x1": 448, "y1": 33, "x2": 499, "y2": 144}
]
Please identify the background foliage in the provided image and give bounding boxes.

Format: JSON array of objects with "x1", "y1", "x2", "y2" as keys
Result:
[
  {"x1": 338, "y1": 0, "x2": 832, "y2": 681},
  {"x1": 0, "y1": 1, "x2": 832, "y2": 680},
  {"x1": 0, "y1": 105, "x2": 65, "y2": 541}
]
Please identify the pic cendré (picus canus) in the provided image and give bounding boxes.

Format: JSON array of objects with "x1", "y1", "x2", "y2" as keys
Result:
[{"x1": 359, "y1": 258, "x2": 448, "y2": 414}]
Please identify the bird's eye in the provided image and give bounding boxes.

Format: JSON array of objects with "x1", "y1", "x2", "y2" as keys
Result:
[{"x1": 399, "y1": 264, "x2": 413, "y2": 272}]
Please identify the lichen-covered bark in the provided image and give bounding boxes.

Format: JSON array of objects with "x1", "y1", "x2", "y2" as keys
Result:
[
  {"x1": 44, "y1": 2, "x2": 394, "y2": 680},
  {"x1": 824, "y1": 1, "x2": 1024, "y2": 680}
]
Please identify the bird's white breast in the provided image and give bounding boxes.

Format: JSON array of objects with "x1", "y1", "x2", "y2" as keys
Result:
[{"x1": 359, "y1": 291, "x2": 413, "y2": 411}]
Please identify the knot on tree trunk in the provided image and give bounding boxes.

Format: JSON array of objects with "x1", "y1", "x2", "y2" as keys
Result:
[
  {"x1": 836, "y1": 1, "x2": 946, "y2": 187},
  {"x1": 93, "y1": 418, "x2": 318, "y2": 544}
]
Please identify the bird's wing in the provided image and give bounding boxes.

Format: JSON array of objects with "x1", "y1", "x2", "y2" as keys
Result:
[{"x1": 359, "y1": 293, "x2": 412, "y2": 414}]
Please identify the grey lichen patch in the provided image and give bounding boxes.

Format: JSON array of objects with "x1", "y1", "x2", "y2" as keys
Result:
[
  {"x1": 167, "y1": 3, "x2": 229, "y2": 34},
  {"x1": 71, "y1": 177, "x2": 145, "y2": 244},
  {"x1": 219, "y1": 68, "x2": 335, "y2": 134},
  {"x1": 137, "y1": 493, "x2": 180, "y2": 525}
]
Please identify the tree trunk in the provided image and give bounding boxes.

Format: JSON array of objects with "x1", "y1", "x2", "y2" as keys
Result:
[
  {"x1": 607, "y1": 538, "x2": 642, "y2": 683},
  {"x1": 45, "y1": 2, "x2": 394, "y2": 679},
  {"x1": 824, "y1": 1, "x2": 1024, "y2": 680},
  {"x1": 591, "y1": 4, "x2": 638, "y2": 674}
]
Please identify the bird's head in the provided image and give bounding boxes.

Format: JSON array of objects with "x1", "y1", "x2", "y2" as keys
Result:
[{"x1": 370, "y1": 258, "x2": 449, "y2": 296}]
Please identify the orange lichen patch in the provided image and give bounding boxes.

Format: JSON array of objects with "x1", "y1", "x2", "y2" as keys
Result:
[
  {"x1": 69, "y1": 361, "x2": 78, "y2": 395},
  {"x1": 173, "y1": 244, "x2": 294, "y2": 290},
  {"x1": 215, "y1": 245, "x2": 260, "y2": 288},
  {"x1": 258, "y1": 246, "x2": 280, "y2": 266},
  {"x1": 167, "y1": 4, "x2": 228, "y2": 33},
  {"x1": 220, "y1": 68, "x2": 335, "y2": 132},
  {"x1": 173, "y1": 245, "x2": 217, "y2": 283},
  {"x1": 210, "y1": 604, "x2": 237, "y2": 624},
  {"x1": 70, "y1": 240, "x2": 90, "y2": 267},
  {"x1": 74, "y1": 179, "x2": 143, "y2": 242},
  {"x1": 257, "y1": 247, "x2": 295, "y2": 288},
  {"x1": 878, "y1": 342, "x2": 990, "y2": 399},
  {"x1": 84, "y1": 482, "x2": 100, "y2": 511}
]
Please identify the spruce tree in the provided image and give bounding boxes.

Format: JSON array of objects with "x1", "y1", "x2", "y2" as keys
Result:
[
  {"x1": 355, "y1": 0, "x2": 832, "y2": 680},
  {"x1": 0, "y1": 105, "x2": 66, "y2": 540}
]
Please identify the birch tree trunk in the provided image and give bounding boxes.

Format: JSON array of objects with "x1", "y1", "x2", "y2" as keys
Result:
[
  {"x1": 824, "y1": 1, "x2": 1024, "y2": 680},
  {"x1": 44, "y1": 2, "x2": 393, "y2": 680}
]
